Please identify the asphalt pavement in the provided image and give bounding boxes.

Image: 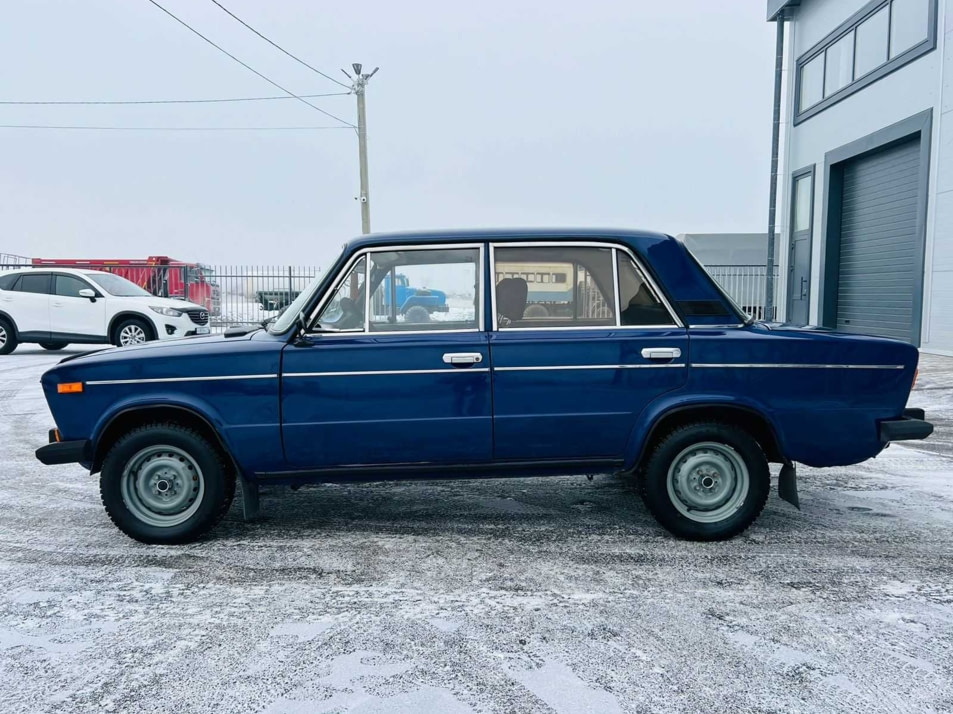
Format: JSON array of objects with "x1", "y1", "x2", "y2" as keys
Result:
[{"x1": 1, "y1": 345, "x2": 951, "y2": 713}]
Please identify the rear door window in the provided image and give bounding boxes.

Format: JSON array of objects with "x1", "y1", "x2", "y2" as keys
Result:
[{"x1": 15, "y1": 273, "x2": 51, "y2": 294}]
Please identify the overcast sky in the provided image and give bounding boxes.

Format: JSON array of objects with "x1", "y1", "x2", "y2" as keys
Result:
[{"x1": 1, "y1": 1, "x2": 777, "y2": 267}]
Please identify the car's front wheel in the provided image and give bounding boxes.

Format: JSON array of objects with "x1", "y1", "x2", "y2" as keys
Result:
[
  {"x1": 639, "y1": 422, "x2": 770, "y2": 541},
  {"x1": 100, "y1": 423, "x2": 235, "y2": 544},
  {"x1": 0, "y1": 317, "x2": 17, "y2": 355},
  {"x1": 112, "y1": 317, "x2": 154, "y2": 347},
  {"x1": 39, "y1": 342, "x2": 68, "y2": 351}
]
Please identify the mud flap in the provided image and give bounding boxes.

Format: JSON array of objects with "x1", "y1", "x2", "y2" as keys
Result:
[
  {"x1": 241, "y1": 478, "x2": 260, "y2": 521},
  {"x1": 778, "y1": 461, "x2": 800, "y2": 510}
]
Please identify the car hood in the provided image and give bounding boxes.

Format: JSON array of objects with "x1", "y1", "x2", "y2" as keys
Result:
[{"x1": 119, "y1": 296, "x2": 206, "y2": 311}]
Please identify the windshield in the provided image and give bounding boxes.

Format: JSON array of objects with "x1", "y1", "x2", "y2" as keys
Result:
[
  {"x1": 85, "y1": 272, "x2": 152, "y2": 297},
  {"x1": 680, "y1": 248, "x2": 752, "y2": 325},
  {"x1": 268, "y1": 273, "x2": 325, "y2": 333}
]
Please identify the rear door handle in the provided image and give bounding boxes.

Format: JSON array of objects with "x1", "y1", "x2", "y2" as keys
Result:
[
  {"x1": 641, "y1": 347, "x2": 681, "y2": 360},
  {"x1": 442, "y1": 352, "x2": 483, "y2": 367}
]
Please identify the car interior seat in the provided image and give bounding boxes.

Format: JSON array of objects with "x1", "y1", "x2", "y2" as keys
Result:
[{"x1": 496, "y1": 277, "x2": 528, "y2": 324}]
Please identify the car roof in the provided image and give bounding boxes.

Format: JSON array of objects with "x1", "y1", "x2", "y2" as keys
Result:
[{"x1": 343, "y1": 227, "x2": 674, "y2": 253}]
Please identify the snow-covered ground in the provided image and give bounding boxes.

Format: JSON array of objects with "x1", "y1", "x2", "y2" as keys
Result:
[{"x1": 1, "y1": 347, "x2": 952, "y2": 713}]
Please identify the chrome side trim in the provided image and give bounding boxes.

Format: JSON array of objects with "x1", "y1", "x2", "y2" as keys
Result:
[
  {"x1": 691, "y1": 363, "x2": 904, "y2": 369},
  {"x1": 86, "y1": 374, "x2": 278, "y2": 386},
  {"x1": 494, "y1": 363, "x2": 686, "y2": 371},
  {"x1": 285, "y1": 368, "x2": 491, "y2": 378}
]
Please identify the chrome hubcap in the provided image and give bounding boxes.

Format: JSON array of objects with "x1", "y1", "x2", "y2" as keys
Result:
[
  {"x1": 119, "y1": 324, "x2": 147, "y2": 346},
  {"x1": 667, "y1": 441, "x2": 749, "y2": 523},
  {"x1": 120, "y1": 446, "x2": 205, "y2": 527}
]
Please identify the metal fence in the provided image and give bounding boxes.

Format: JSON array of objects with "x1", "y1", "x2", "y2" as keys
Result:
[
  {"x1": 0, "y1": 262, "x2": 321, "y2": 331},
  {"x1": 705, "y1": 264, "x2": 779, "y2": 321}
]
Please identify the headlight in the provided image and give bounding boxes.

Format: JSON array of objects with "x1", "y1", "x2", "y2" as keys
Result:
[{"x1": 150, "y1": 306, "x2": 184, "y2": 317}]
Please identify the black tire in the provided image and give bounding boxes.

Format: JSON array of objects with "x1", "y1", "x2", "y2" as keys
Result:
[
  {"x1": 0, "y1": 316, "x2": 17, "y2": 355},
  {"x1": 100, "y1": 423, "x2": 236, "y2": 544},
  {"x1": 39, "y1": 342, "x2": 68, "y2": 351},
  {"x1": 111, "y1": 316, "x2": 154, "y2": 347},
  {"x1": 639, "y1": 422, "x2": 770, "y2": 541},
  {"x1": 403, "y1": 305, "x2": 431, "y2": 323}
]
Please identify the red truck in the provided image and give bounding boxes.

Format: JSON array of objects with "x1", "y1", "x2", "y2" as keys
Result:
[{"x1": 31, "y1": 256, "x2": 220, "y2": 315}]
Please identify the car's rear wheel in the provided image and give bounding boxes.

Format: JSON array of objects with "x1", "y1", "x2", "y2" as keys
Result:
[
  {"x1": 639, "y1": 422, "x2": 770, "y2": 541},
  {"x1": 112, "y1": 317, "x2": 154, "y2": 347},
  {"x1": 0, "y1": 317, "x2": 17, "y2": 355},
  {"x1": 39, "y1": 342, "x2": 68, "y2": 351},
  {"x1": 100, "y1": 423, "x2": 235, "y2": 544}
]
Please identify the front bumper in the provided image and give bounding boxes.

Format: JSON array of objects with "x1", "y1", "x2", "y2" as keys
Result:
[
  {"x1": 35, "y1": 429, "x2": 89, "y2": 466},
  {"x1": 879, "y1": 408, "x2": 934, "y2": 443}
]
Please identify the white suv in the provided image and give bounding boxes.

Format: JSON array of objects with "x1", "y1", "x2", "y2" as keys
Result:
[{"x1": 0, "y1": 268, "x2": 210, "y2": 355}]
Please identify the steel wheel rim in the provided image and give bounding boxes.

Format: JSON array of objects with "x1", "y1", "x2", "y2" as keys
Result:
[
  {"x1": 119, "y1": 324, "x2": 147, "y2": 345},
  {"x1": 120, "y1": 445, "x2": 205, "y2": 528},
  {"x1": 666, "y1": 441, "x2": 749, "y2": 523}
]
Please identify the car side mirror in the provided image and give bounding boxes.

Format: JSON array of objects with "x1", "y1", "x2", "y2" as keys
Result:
[{"x1": 78, "y1": 288, "x2": 97, "y2": 302}]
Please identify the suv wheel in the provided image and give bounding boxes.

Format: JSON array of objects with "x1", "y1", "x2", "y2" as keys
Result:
[
  {"x1": 113, "y1": 317, "x2": 153, "y2": 347},
  {"x1": 639, "y1": 422, "x2": 770, "y2": 541},
  {"x1": 39, "y1": 342, "x2": 68, "y2": 351},
  {"x1": 0, "y1": 317, "x2": 18, "y2": 355},
  {"x1": 100, "y1": 423, "x2": 235, "y2": 544}
]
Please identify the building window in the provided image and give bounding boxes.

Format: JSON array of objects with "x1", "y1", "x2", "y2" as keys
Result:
[
  {"x1": 854, "y1": 6, "x2": 889, "y2": 78},
  {"x1": 890, "y1": 0, "x2": 930, "y2": 57},
  {"x1": 794, "y1": 0, "x2": 936, "y2": 124}
]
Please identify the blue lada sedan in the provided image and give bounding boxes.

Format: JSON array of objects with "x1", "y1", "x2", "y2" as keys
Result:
[{"x1": 35, "y1": 229, "x2": 933, "y2": 544}]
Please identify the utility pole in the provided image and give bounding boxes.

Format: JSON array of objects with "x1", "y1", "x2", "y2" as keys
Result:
[{"x1": 344, "y1": 63, "x2": 379, "y2": 234}]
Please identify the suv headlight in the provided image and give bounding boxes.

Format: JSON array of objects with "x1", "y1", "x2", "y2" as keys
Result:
[{"x1": 150, "y1": 306, "x2": 184, "y2": 318}]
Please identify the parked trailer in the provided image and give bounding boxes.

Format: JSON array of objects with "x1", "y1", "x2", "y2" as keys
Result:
[{"x1": 31, "y1": 256, "x2": 220, "y2": 315}]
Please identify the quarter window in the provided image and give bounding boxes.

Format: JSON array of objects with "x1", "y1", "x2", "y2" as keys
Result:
[
  {"x1": 617, "y1": 254, "x2": 674, "y2": 326},
  {"x1": 314, "y1": 256, "x2": 367, "y2": 331}
]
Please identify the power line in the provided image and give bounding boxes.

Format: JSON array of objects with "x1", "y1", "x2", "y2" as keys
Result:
[
  {"x1": 0, "y1": 92, "x2": 350, "y2": 106},
  {"x1": 209, "y1": 0, "x2": 351, "y2": 90},
  {"x1": 144, "y1": 0, "x2": 354, "y2": 127},
  {"x1": 0, "y1": 124, "x2": 353, "y2": 131}
]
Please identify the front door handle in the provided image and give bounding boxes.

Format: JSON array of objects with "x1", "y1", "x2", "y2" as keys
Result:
[
  {"x1": 641, "y1": 347, "x2": 681, "y2": 360},
  {"x1": 442, "y1": 352, "x2": 483, "y2": 367}
]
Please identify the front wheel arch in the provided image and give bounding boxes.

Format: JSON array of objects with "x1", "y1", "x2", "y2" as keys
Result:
[
  {"x1": 107, "y1": 312, "x2": 157, "y2": 345},
  {"x1": 91, "y1": 404, "x2": 238, "y2": 476}
]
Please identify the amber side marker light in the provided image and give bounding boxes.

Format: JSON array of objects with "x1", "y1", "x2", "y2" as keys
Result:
[
  {"x1": 57, "y1": 382, "x2": 84, "y2": 394},
  {"x1": 912, "y1": 369, "x2": 919, "y2": 390}
]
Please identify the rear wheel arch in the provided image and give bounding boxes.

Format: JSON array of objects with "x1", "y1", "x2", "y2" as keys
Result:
[
  {"x1": 635, "y1": 403, "x2": 785, "y2": 470},
  {"x1": 91, "y1": 404, "x2": 238, "y2": 475},
  {"x1": 0, "y1": 310, "x2": 18, "y2": 336}
]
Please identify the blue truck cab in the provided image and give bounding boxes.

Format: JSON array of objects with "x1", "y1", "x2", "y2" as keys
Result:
[{"x1": 35, "y1": 228, "x2": 933, "y2": 544}]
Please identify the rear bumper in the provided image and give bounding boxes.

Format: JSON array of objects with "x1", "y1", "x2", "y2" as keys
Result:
[
  {"x1": 879, "y1": 408, "x2": 934, "y2": 443},
  {"x1": 35, "y1": 430, "x2": 89, "y2": 465}
]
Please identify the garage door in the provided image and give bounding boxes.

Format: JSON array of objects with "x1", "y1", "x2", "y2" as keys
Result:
[{"x1": 837, "y1": 137, "x2": 922, "y2": 343}]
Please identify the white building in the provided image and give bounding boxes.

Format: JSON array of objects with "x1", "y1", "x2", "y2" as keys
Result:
[{"x1": 769, "y1": 0, "x2": 952, "y2": 353}]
